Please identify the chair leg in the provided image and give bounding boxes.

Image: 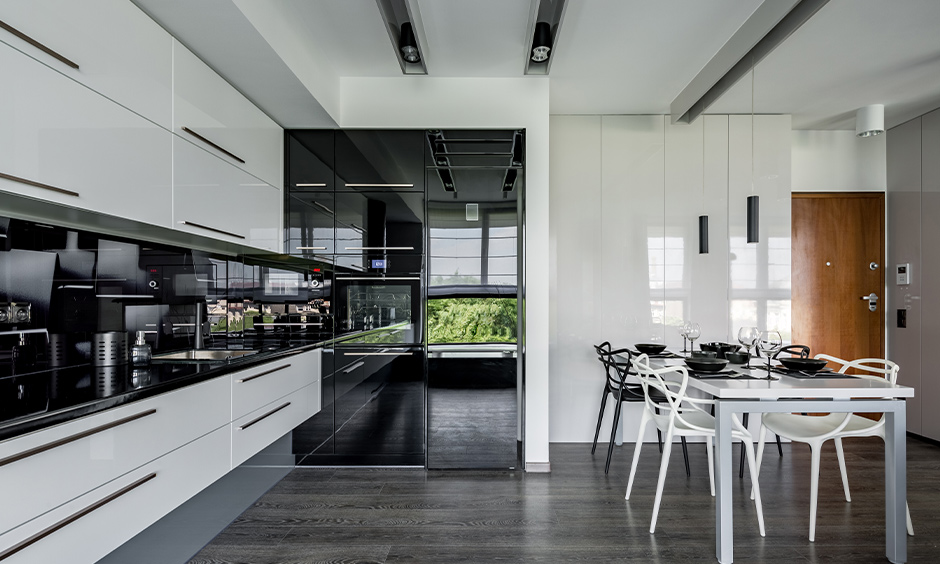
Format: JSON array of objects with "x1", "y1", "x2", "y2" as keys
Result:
[
  {"x1": 706, "y1": 435, "x2": 715, "y2": 497},
  {"x1": 776, "y1": 433, "x2": 783, "y2": 457},
  {"x1": 650, "y1": 427, "x2": 675, "y2": 533},
  {"x1": 809, "y1": 444, "x2": 822, "y2": 542},
  {"x1": 742, "y1": 438, "x2": 766, "y2": 537},
  {"x1": 625, "y1": 410, "x2": 650, "y2": 500},
  {"x1": 681, "y1": 437, "x2": 690, "y2": 477},
  {"x1": 752, "y1": 425, "x2": 767, "y2": 501},
  {"x1": 591, "y1": 389, "x2": 609, "y2": 454},
  {"x1": 605, "y1": 398, "x2": 624, "y2": 474},
  {"x1": 907, "y1": 502, "x2": 914, "y2": 536},
  {"x1": 834, "y1": 437, "x2": 851, "y2": 502},
  {"x1": 654, "y1": 406, "x2": 664, "y2": 453},
  {"x1": 739, "y1": 413, "x2": 749, "y2": 478}
]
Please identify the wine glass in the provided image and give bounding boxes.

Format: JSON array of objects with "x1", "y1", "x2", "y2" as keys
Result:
[
  {"x1": 758, "y1": 330, "x2": 782, "y2": 377},
  {"x1": 686, "y1": 322, "x2": 701, "y2": 352},
  {"x1": 678, "y1": 322, "x2": 690, "y2": 353},
  {"x1": 737, "y1": 327, "x2": 759, "y2": 369}
]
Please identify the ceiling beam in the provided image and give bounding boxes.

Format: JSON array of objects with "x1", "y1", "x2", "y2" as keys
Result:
[{"x1": 670, "y1": 0, "x2": 829, "y2": 124}]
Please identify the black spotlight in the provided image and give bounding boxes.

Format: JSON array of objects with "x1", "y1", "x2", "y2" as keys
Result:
[
  {"x1": 531, "y1": 22, "x2": 552, "y2": 62},
  {"x1": 399, "y1": 22, "x2": 420, "y2": 63}
]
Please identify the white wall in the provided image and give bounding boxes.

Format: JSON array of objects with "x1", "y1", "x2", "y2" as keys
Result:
[
  {"x1": 549, "y1": 114, "x2": 792, "y2": 443},
  {"x1": 792, "y1": 129, "x2": 886, "y2": 192},
  {"x1": 339, "y1": 76, "x2": 552, "y2": 470}
]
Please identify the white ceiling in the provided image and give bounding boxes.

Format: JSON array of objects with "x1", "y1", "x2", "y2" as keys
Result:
[{"x1": 134, "y1": 0, "x2": 940, "y2": 130}]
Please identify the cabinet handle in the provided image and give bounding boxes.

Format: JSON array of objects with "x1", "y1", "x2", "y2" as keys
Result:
[
  {"x1": 295, "y1": 183, "x2": 327, "y2": 188},
  {"x1": 336, "y1": 276, "x2": 421, "y2": 281},
  {"x1": 0, "y1": 409, "x2": 157, "y2": 468},
  {"x1": 344, "y1": 246, "x2": 415, "y2": 251},
  {"x1": 178, "y1": 220, "x2": 246, "y2": 240},
  {"x1": 341, "y1": 360, "x2": 366, "y2": 373},
  {"x1": 355, "y1": 352, "x2": 414, "y2": 356},
  {"x1": 0, "y1": 472, "x2": 157, "y2": 561},
  {"x1": 344, "y1": 183, "x2": 414, "y2": 188},
  {"x1": 0, "y1": 19, "x2": 79, "y2": 70},
  {"x1": 236, "y1": 363, "x2": 291, "y2": 383},
  {"x1": 296, "y1": 246, "x2": 328, "y2": 251},
  {"x1": 239, "y1": 402, "x2": 291, "y2": 430},
  {"x1": 0, "y1": 171, "x2": 79, "y2": 198},
  {"x1": 181, "y1": 127, "x2": 246, "y2": 164}
]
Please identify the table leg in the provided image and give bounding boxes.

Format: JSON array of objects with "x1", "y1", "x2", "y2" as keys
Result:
[
  {"x1": 714, "y1": 401, "x2": 735, "y2": 563},
  {"x1": 885, "y1": 401, "x2": 907, "y2": 563}
]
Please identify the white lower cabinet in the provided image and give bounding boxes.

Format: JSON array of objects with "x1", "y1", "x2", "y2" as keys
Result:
[
  {"x1": 173, "y1": 135, "x2": 281, "y2": 252},
  {"x1": 231, "y1": 381, "x2": 320, "y2": 468},
  {"x1": 0, "y1": 39, "x2": 172, "y2": 228},
  {"x1": 0, "y1": 425, "x2": 230, "y2": 564},
  {"x1": 232, "y1": 350, "x2": 321, "y2": 421}
]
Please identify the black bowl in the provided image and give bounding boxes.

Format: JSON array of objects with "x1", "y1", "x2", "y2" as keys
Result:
[
  {"x1": 685, "y1": 357, "x2": 729, "y2": 372},
  {"x1": 699, "y1": 342, "x2": 741, "y2": 359},
  {"x1": 691, "y1": 350, "x2": 718, "y2": 358},
  {"x1": 779, "y1": 357, "x2": 829, "y2": 372},
  {"x1": 635, "y1": 343, "x2": 667, "y2": 355},
  {"x1": 725, "y1": 351, "x2": 750, "y2": 364}
]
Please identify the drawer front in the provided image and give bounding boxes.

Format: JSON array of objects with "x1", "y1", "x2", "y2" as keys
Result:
[
  {"x1": 172, "y1": 40, "x2": 282, "y2": 188},
  {"x1": 231, "y1": 382, "x2": 318, "y2": 468},
  {"x1": 0, "y1": 375, "x2": 229, "y2": 534},
  {"x1": 0, "y1": 0, "x2": 173, "y2": 128},
  {"x1": 0, "y1": 40, "x2": 172, "y2": 228},
  {"x1": 231, "y1": 350, "x2": 321, "y2": 421},
  {"x1": 0, "y1": 425, "x2": 230, "y2": 564}
]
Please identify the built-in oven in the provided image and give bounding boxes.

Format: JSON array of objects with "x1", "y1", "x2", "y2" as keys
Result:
[{"x1": 333, "y1": 272, "x2": 423, "y2": 344}]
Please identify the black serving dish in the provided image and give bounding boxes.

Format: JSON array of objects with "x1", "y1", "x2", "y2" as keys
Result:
[
  {"x1": 700, "y1": 342, "x2": 741, "y2": 359},
  {"x1": 685, "y1": 357, "x2": 729, "y2": 372},
  {"x1": 635, "y1": 343, "x2": 667, "y2": 355},
  {"x1": 778, "y1": 357, "x2": 828, "y2": 372},
  {"x1": 725, "y1": 351, "x2": 750, "y2": 364},
  {"x1": 691, "y1": 350, "x2": 717, "y2": 358}
]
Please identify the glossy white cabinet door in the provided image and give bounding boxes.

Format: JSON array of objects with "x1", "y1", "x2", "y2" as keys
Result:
[
  {"x1": 0, "y1": 375, "x2": 229, "y2": 535},
  {"x1": 172, "y1": 40, "x2": 282, "y2": 189},
  {"x1": 231, "y1": 382, "x2": 319, "y2": 468},
  {"x1": 0, "y1": 425, "x2": 230, "y2": 564},
  {"x1": 173, "y1": 136, "x2": 281, "y2": 252},
  {"x1": 0, "y1": 41, "x2": 171, "y2": 228},
  {"x1": 0, "y1": 0, "x2": 173, "y2": 128},
  {"x1": 231, "y1": 350, "x2": 321, "y2": 421}
]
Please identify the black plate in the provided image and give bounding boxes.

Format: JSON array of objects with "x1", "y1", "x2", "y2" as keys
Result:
[
  {"x1": 635, "y1": 343, "x2": 667, "y2": 355},
  {"x1": 700, "y1": 342, "x2": 741, "y2": 359},
  {"x1": 685, "y1": 357, "x2": 729, "y2": 372},
  {"x1": 778, "y1": 357, "x2": 828, "y2": 372}
]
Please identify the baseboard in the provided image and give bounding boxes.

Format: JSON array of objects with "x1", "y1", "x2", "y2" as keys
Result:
[{"x1": 525, "y1": 461, "x2": 551, "y2": 473}]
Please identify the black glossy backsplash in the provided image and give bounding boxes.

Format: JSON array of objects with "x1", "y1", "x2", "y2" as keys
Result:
[{"x1": 0, "y1": 216, "x2": 333, "y2": 372}]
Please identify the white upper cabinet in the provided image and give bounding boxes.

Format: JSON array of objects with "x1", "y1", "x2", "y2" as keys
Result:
[
  {"x1": 0, "y1": 40, "x2": 171, "y2": 228},
  {"x1": 172, "y1": 40, "x2": 283, "y2": 189},
  {"x1": 173, "y1": 135, "x2": 281, "y2": 252},
  {"x1": 0, "y1": 0, "x2": 173, "y2": 128}
]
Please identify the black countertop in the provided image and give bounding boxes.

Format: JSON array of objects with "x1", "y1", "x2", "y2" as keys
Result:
[{"x1": 0, "y1": 337, "x2": 330, "y2": 442}]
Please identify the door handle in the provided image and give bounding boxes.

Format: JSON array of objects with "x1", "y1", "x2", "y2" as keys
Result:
[{"x1": 861, "y1": 293, "x2": 879, "y2": 312}]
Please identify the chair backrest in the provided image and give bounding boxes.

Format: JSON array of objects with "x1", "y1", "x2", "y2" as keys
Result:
[
  {"x1": 814, "y1": 353, "x2": 899, "y2": 384},
  {"x1": 774, "y1": 344, "x2": 810, "y2": 359},
  {"x1": 631, "y1": 354, "x2": 712, "y2": 433}
]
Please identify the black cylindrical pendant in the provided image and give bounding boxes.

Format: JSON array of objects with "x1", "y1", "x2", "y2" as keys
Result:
[
  {"x1": 698, "y1": 215, "x2": 709, "y2": 254},
  {"x1": 746, "y1": 195, "x2": 759, "y2": 243}
]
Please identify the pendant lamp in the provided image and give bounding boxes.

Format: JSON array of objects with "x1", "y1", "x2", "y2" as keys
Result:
[
  {"x1": 699, "y1": 118, "x2": 709, "y2": 254},
  {"x1": 746, "y1": 62, "x2": 759, "y2": 244}
]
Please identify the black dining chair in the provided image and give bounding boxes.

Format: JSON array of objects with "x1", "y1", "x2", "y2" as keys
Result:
[{"x1": 592, "y1": 342, "x2": 690, "y2": 475}]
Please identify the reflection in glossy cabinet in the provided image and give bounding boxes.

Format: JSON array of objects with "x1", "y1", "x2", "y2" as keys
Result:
[
  {"x1": 0, "y1": 0, "x2": 173, "y2": 128},
  {"x1": 287, "y1": 191, "x2": 336, "y2": 256},
  {"x1": 287, "y1": 130, "x2": 334, "y2": 190},
  {"x1": 335, "y1": 130, "x2": 424, "y2": 189},
  {"x1": 172, "y1": 136, "x2": 280, "y2": 252},
  {"x1": 0, "y1": 40, "x2": 171, "y2": 228}
]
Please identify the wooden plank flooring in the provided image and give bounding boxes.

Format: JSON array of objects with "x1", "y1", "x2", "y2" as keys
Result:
[{"x1": 187, "y1": 437, "x2": 940, "y2": 563}]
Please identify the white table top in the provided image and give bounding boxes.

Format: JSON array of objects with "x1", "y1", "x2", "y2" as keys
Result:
[{"x1": 655, "y1": 357, "x2": 915, "y2": 400}]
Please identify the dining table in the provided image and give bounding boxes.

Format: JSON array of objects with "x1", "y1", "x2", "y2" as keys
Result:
[{"x1": 633, "y1": 354, "x2": 915, "y2": 564}]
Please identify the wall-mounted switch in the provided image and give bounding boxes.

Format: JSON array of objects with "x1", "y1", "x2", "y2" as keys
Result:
[
  {"x1": 897, "y1": 263, "x2": 911, "y2": 285},
  {"x1": 897, "y1": 309, "x2": 907, "y2": 328}
]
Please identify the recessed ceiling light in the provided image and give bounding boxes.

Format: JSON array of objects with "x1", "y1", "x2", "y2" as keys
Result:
[
  {"x1": 399, "y1": 22, "x2": 420, "y2": 63},
  {"x1": 531, "y1": 22, "x2": 551, "y2": 62}
]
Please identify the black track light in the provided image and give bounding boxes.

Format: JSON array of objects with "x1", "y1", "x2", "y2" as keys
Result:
[
  {"x1": 531, "y1": 22, "x2": 552, "y2": 62},
  {"x1": 399, "y1": 22, "x2": 420, "y2": 63}
]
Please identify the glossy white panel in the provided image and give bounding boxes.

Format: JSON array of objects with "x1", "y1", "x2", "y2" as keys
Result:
[
  {"x1": 231, "y1": 350, "x2": 320, "y2": 421},
  {"x1": 173, "y1": 136, "x2": 281, "y2": 252},
  {"x1": 0, "y1": 0, "x2": 173, "y2": 128},
  {"x1": 0, "y1": 41, "x2": 171, "y2": 228},
  {"x1": 920, "y1": 109, "x2": 940, "y2": 439},
  {"x1": 231, "y1": 382, "x2": 316, "y2": 468},
  {"x1": 173, "y1": 40, "x2": 283, "y2": 188}
]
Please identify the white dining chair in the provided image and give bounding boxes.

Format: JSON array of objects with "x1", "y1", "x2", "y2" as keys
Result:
[
  {"x1": 754, "y1": 354, "x2": 914, "y2": 541},
  {"x1": 625, "y1": 354, "x2": 766, "y2": 536}
]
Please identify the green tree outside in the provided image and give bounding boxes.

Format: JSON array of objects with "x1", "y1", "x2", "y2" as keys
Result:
[{"x1": 428, "y1": 298, "x2": 517, "y2": 344}]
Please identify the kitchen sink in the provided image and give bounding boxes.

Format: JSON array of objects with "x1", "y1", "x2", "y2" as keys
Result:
[{"x1": 152, "y1": 349, "x2": 260, "y2": 361}]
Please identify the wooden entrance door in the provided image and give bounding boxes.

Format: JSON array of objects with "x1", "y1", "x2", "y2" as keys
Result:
[{"x1": 792, "y1": 193, "x2": 885, "y2": 362}]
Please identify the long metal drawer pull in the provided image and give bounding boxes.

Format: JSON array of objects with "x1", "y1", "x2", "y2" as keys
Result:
[
  {"x1": 354, "y1": 352, "x2": 414, "y2": 356},
  {"x1": 181, "y1": 127, "x2": 246, "y2": 164},
  {"x1": 0, "y1": 171, "x2": 79, "y2": 198},
  {"x1": 0, "y1": 472, "x2": 156, "y2": 561},
  {"x1": 296, "y1": 246, "x2": 327, "y2": 251},
  {"x1": 239, "y1": 402, "x2": 291, "y2": 430},
  {"x1": 0, "y1": 409, "x2": 157, "y2": 468},
  {"x1": 336, "y1": 276, "x2": 421, "y2": 281},
  {"x1": 344, "y1": 183, "x2": 414, "y2": 188},
  {"x1": 254, "y1": 322, "x2": 324, "y2": 327},
  {"x1": 0, "y1": 19, "x2": 79, "y2": 69},
  {"x1": 342, "y1": 361, "x2": 366, "y2": 373},
  {"x1": 178, "y1": 220, "x2": 246, "y2": 240},
  {"x1": 344, "y1": 246, "x2": 415, "y2": 251},
  {"x1": 295, "y1": 183, "x2": 327, "y2": 187},
  {"x1": 237, "y1": 363, "x2": 291, "y2": 383}
]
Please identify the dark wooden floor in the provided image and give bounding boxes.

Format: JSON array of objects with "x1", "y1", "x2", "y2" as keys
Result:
[{"x1": 187, "y1": 437, "x2": 940, "y2": 563}]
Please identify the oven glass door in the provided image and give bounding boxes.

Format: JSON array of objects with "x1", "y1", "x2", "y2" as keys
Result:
[{"x1": 334, "y1": 275, "x2": 423, "y2": 344}]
